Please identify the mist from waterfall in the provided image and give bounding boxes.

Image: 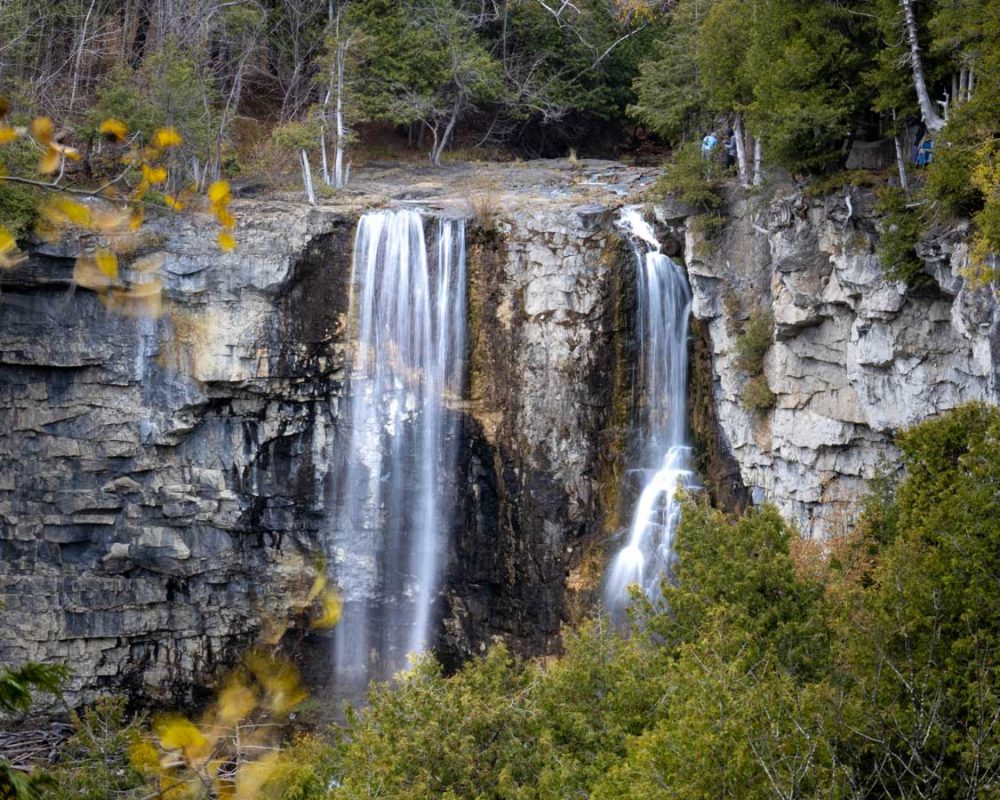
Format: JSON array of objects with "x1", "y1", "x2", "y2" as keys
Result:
[
  {"x1": 605, "y1": 206, "x2": 694, "y2": 611},
  {"x1": 328, "y1": 208, "x2": 466, "y2": 691}
]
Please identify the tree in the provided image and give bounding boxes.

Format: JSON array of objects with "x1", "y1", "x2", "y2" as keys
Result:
[
  {"x1": 900, "y1": 0, "x2": 946, "y2": 131},
  {"x1": 0, "y1": 638, "x2": 68, "y2": 799},
  {"x1": 629, "y1": 0, "x2": 716, "y2": 144},
  {"x1": 347, "y1": 0, "x2": 503, "y2": 166},
  {"x1": 835, "y1": 404, "x2": 1000, "y2": 798}
]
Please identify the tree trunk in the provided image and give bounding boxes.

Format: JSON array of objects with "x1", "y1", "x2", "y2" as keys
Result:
[
  {"x1": 301, "y1": 149, "x2": 316, "y2": 205},
  {"x1": 69, "y1": 0, "x2": 98, "y2": 111},
  {"x1": 894, "y1": 134, "x2": 909, "y2": 193},
  {"x1": 901, "y1": 0, "x2": 945, "y2": 131},
  {"x1": 892, "y1": 109, "x2": 909, "y2": 193},
  {"x1": 753, "y1": 137, "x2": 763, "y2": 186},
  {"x1": 733, "y1": 112, "x2": 750, "y2": 187},
  {"x1": 967, "y1": 68, "x2": 975, "y2": 101},
  {"x1": 334, "y1": 41, "x2": 346, "y2": 188},
  {"x1": 320, "y1": 128, "x2": 330, "y2": 186},
  {"x1": 431, "y1": 99, "x2": 462, "y2": 167}
]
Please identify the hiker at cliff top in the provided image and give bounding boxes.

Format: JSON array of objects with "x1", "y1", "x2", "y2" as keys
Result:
[
  {"x1": 701, "y1": 132, "x2": 718, "y2": 158},
  {"x1": 725, "y1": 128, "x2": 737, "y2": 168}
]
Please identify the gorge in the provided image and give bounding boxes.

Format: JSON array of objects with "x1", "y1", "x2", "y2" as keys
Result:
[{"x1": 1, "y1": 161, "x2": 998, "y2": 708}]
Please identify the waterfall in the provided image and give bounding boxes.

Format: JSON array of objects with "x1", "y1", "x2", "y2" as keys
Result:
[
  {"x1": 605, "y1": 206, "x2": 694, "y2": 610},
  {"x1": 329, "y1": 209, "x2": 466, "y2": 690}
]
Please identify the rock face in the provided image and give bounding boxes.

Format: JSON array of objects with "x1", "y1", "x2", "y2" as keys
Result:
[
  {"x1": 0, "y1": 201, "x2": 355, "y2": 704},
  {"x1": 676, "y1": 186, "x2": 1000, "y2": 538},
  {"x1": 0, "y1": 163, "x2": 643, "y2": 705},
  {"x1": 4, "y1": 159, "x2": 994, "y2": 706},
  {"x1": 443, "y1": 204, "x2": 631, "y2": 666}
]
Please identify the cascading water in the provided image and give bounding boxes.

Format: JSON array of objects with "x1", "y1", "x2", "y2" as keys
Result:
[
  {"x1": 605, "y1": 206, "x2": 694, "y2": 610},
  {"x1": 328, "y1": 208, "x2": 466, "y2": 691}
]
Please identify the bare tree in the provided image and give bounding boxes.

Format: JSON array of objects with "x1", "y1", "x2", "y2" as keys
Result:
[{"x1": 900, "y1": 0, "x2": 944, "y2": 131}]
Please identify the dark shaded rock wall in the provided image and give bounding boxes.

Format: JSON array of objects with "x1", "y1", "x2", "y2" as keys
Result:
[{"x1": 440, "y1": 205, "x2": 634, "y2": 666}]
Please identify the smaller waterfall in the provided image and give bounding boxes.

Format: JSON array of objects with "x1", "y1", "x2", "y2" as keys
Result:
[
  {"x1": 329, "y1": 209, "x2": 466, "y2": 692},
  {"x1": 606, "y1": 207, "x2": 694, "y2": 609}
]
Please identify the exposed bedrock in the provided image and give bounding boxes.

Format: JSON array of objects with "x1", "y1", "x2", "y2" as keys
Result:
[
  {"x1": 0, "y1": 201, "x2": 356, "y2": 705},
  {"x1": 675, "y1": 185, "x2": 1000, "y2": 539},
  {"x1": 0, "y1": 163, "x2": 648, "y2": 704},
  {"x1": 4, "y1": 161, "x2": 994, "y2": 705}
]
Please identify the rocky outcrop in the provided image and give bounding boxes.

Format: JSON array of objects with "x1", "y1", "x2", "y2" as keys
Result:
[
  {"x1": 443, "y1": 203, "x2": 632, "y2": 665},
  {"x1": 676, "y1": 186, "x2": 1000, "y2": 538},
  {"x1": 8, "y1": 157, "x2": 990, "y2": 706}
]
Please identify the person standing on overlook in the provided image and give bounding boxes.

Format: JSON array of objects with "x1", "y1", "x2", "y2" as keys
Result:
[{"x1": 701, "y1": 131, "x2": 718, "y2": 159}]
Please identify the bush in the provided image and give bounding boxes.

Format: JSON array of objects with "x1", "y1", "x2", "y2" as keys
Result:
[
  {"x1": 744, "y1": 375, "x2": 776, "y2": 411},
  {"x1": 874, "y1": 186, "x2": 927, "y2": 285},
  {"x1": 923, "y1": 110, "x2": 984, "y2": 218},
  {"x1": 48, "y1": 697, "x2": 149, "y2": 800},
  {"x1": 733, "y1": 311, "x2": 773, "y2": 375},
  {"x1": 655, "y1": 140, "x2": 724, "y2": 211},
  {"x1": 0, "y1": 182, "x2": 40, "y2": 241}
]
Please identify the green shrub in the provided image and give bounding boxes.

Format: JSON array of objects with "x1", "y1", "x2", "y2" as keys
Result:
[
  {"x1": 733, "y1": 311, "x2": 773, "y2": 375},
  {"x1": 744, "y1": 375, "x2": 776, "y2": 411},
  {"x1": 0, "y1": 182, "x2": 40, "y2": 241},
  {"x1": 654, "y1": 140, "x2": 725, "y2": 211},
  {"x1": 923, "y1": 110, "x2": 984, "y2": 217},
  {"x1": 48, "y1": 696, "x2": 149, "y2": 800},
  {"x1": 874, "y1": 186, "x2": 927, "y2": 285},
  {"x1": 85, "y1": 64, "x2": 161, "y2": 144}
]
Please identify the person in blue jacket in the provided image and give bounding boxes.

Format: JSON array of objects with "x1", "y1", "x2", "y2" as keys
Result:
[{"x1": 701, "y1": 131, "x2": 718, "y2": 159}]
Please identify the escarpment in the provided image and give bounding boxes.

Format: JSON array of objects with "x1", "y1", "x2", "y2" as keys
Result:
[{"x1": 1, "y1": 162, "x2": 996, "y2": 705}]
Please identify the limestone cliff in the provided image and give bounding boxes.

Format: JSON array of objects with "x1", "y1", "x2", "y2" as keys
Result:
[
  {"x1": 0, "y1": 162, "x2": 645, "y2": 705},
  {"x1": 4, "y1": 160, "x2": 994, "y2": 707},
  {"x1": 674, "y1": 184, "x2": 999, "y2": 539}
]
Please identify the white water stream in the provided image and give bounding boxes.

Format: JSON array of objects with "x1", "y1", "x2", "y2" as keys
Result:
[
  {"x1": 605, "y1": 207, "x2": 694, "y2": 609},
  {"x1": 328, "y1": 209, "x2": 466, "y2": 689}
]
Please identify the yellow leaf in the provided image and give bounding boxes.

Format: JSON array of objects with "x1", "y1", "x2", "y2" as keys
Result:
[
  {"x1": 95, "y1": 248, "x2": 118, "y2": 279},
  {"x1": 0, "y1": 226, "x2": 26, "y2": 270},
  {"x1": 154, "y1": 715, "x2": 211, "y2": 762},
  {"x1": 216, "y1": 682, "x2": 257, "y2": 725},
  {"x1": 132, "y1": 252, "x2": 165, "y2": 274},
  {"x1": 30, "y1": 116, "x2": 53, "y2": 144},
  {"x1": 141, "y1": 164, "x2": 167, "y2": 185},
  {"x1": 128, "y1": 738, "x2": 161, "y2": 776},
  {"x1": 215, "y1": 208, "x2": 236, "y2": 230},
  {"x1": 98, "y1": 118, "x2": 128, "y2": 142},
  {"x1": 55, "y1": 197, "x2": 93, "y2": 226},
  {"x1": 305, "y1": 572, "x2": 327, "y2": 604},
  {"x1": 244, "y1": 652, "x2": 307, "y2": 715},
  {"x1": 234, "y1": 751, "x2": 280, "y2": 800},
  {"x1": 73, "y1": 255, "x2": 113, "y2": 291},
  {"x1": 39, "y1": 146, "x2": 60, "y2": 175},
  {"x1": 0, "y1": 126, "x2": 17, "y2": 145},
  {"x1": 130, "y1": 207, "x2": 144, "y2": 231},
  {"x1": 218, "y1": 231, "x2": 236, "y2": 252},
  {"x1": 0, "y1": 227, "x2": 17, "y2": 255},
  {"x1": 207, "y1": 180, "x2": 231, "y2": 206},
  {"x1": 312, "y1": 589, "x2": 342, "y2": 630},
  {"x1": 55, "y1": 143, "x2": 81, "y2": 161},
  {"x1": 91, "y1": 207, "x2": 130, "y2": 234},
  {"x1": 164, "y1": 194, "x2": 184, "y2": 211},
  {"x1": 152, "y1": 127, "x2": 182, "y2": 148}
]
